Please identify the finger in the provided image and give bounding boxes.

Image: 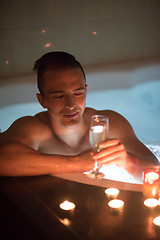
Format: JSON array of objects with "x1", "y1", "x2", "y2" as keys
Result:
[
  {"x1": 99, "y1": 139, "x2": 120, "y2": 149},
  {"x1": 95, "y1": 150, "x2": 125, "y2": 164},
  {"x1": 98, "y1": 157, "x2": 121, "y2": 166},
  {"x1": 94, "y1": 145, "x2": 125, "y2": 159}
]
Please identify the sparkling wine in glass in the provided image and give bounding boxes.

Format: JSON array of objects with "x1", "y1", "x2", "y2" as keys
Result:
[{"x1": 88, "y1": 114, "x2": 109, "y2": 179}]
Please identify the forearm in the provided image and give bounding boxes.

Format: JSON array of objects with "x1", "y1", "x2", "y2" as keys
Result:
[{"x1": 0, "y1": 142, "x2": 82, "y2": 177}]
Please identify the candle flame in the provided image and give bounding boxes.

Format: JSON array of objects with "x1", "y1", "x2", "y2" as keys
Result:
[
  {"x1": 105, "y1": 188, "x2": 119, "y2": 197},
  {"x1": 108, "y1": 199, "x2": 124, "y2": 209},
  {"x1": 145, "y1": 172, "x2": 159, "y2": 184},
  {"x1": 153, "y1": 216, "x2": 160, "y2": 226},
  {"x1": 144, "y1": 198, "x2": 159, "y2": 207},
  {"x1": 59, "y1": 200, "x2": 76, "y2": 210}
]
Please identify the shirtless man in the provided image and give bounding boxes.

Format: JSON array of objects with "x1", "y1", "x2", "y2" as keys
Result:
[{"x1": 0, "y1": 51, "x2": 158, "y2": 179}]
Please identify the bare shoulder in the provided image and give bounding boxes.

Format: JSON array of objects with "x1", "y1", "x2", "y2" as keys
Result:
[
  {"x1": 85, "y1": 107, "x2": 125, "y2": 120},
  {"x1": 85, "y1": 108, "x2": 135, "y2": 139},
  {"x1": 0, "y1": 111, "x2": 52, "y2": 148},
  {"x1": 83, "y1": 107, "x2": 97, "y2": 125},
  {"x1": 84, "y1": 107, "x2": 97, "y2": 118},
  {"x1": 85, "y1": 107, "x2": 129, "y2": 124}
]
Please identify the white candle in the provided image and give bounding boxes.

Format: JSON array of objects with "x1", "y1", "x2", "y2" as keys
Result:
[
  {"x1": 108, "y1": 199, "x2": 124, "y2": 209},
  {"x1": 153, "y1": 216, "x2": 160, "y2": 226},
  {"x1": 105, "y1": 188, "x2": 119, "y2": 198},
  {"x1": 59, "y1": 200, "x2": 76, "y2": 211},
  {"x1": 143, "y1": 198, "x2": 159, "y2": 207}
]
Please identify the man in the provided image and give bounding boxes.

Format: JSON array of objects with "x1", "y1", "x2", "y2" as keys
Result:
[{"x1": 0, "y1": 51, "x2": 158, "y2": 180}]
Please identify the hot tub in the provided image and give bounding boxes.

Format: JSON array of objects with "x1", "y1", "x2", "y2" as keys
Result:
[{"x1": 0, "y1": 60, "x2": 160, "y2": 185}]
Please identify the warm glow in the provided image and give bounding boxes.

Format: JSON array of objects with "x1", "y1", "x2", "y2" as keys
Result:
[
  {"x1": 143, "y1": 184, "x2": 159, "y2": 198},
  {"x1": 144, "y1": 198, "x2": 159, "y2": 207},
  {"x1": 145, "y1": 172, "x2": 159, "y2": 183},
  {"x1": 93, "y1": 32, "x2": 97, "y2": 35},
  {"x1": 60, "y1": 218, "x2": 70, "y2": 226},
  {"x1": 92, "y1": 125, "x2": 104, "y2": 133},
  {"x1": 41, "y1": 30, "x2": 46, "y2": 33},
  {"x1": 153, "y1": 216, "x2": 160, "y2": 226},
  {"x1": 59, "y1": 200, "x2": 76, "y2": 210},
  {"x1": 105, "y1": 188, "x2": 119, "y2": 198},
  {"x1": 108, "y1": 199, "x2": 124, "y2": 209}
]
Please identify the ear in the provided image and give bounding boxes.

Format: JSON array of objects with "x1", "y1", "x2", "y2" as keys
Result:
[
  {"x1": 85, "y1": 84, "x2": 88, "y2": 91},
  {"x1": 36, "y1": 93, "x2": 47, "y2": 109}
]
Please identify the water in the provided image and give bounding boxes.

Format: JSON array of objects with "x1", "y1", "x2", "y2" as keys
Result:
[
  {"x1": 87, "y1": 80, "x2": 160, "y2": 145},
  {"x1": 0, "y1": 80, "x2": 160, "y2": 184}
]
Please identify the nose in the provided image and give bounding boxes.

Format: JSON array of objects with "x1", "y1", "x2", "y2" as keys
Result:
[{"x1": 65, "y1": 95, "x2": 75, "y2": 109}]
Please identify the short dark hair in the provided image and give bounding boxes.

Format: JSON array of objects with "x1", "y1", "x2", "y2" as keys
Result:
[{"x1": 33, "y1": 51, "x2": 86, "y2": 95}]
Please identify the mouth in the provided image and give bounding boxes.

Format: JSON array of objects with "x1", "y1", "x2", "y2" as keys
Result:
[{"x1": 63, "y1": 112, "x2": 79, "y2": 119}]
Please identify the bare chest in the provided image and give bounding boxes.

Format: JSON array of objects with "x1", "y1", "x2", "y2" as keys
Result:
[{"x1": 38, "y1": 135, "x2": 90, "y2": 156}]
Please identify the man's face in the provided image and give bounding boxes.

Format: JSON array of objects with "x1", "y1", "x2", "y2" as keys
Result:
[{"x1": 40, "y1": 67, "x2": 87, "y2": 128}]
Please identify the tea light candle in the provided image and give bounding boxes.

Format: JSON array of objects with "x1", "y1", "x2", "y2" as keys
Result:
[
  {"x1": 144, "y1": 198, "x2": 159, "y2": 207},
  {"x1": 105, "y1": 188, "x2": 119, "y2": 198},
  {"x1": 59, "y1": 200, "x2": 76, "y2": 211},
  {"x1": 143, "y1": 169, "x2": 160, "y2": 198},
  {"x1": 153, "y1": 216, "x2": 160, "y2": 226},
  {"x1": 145, "y1": 172, "x2": 159, "y2": 184},
  {"x1": 108, "y1": 199, "x2": 124, "y2": 209}
]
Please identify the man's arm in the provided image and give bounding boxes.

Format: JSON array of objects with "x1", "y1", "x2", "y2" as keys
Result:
[
  {"x1": 0, "y1": 117, "x2": 94, "y2": 177},
  {"x1": 94, "y1": 110, "x2": 158, "y2": 180},
  {"x1": 0, "y1": 139, "x2": 94, "y2": 176}
]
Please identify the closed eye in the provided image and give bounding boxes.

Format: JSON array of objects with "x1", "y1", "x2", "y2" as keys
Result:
[
  {"x1": 74, "y1": 93, "x2": 83, "y2": 96},
  {"x1": 74, "y1": 90, "x2": 85, "y2": 96},
  {"x1": 52, "y1": 94, "x2": 64, "y2": 99}
]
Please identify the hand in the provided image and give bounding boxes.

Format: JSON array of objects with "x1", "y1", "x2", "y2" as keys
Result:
[{"x1": 93, "y1": 139, "x2": 129, "y2": 168}]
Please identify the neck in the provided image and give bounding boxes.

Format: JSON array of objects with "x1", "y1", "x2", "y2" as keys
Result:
[{"x1": 49, "y1": 114, "x2": 88, "y2": 147}]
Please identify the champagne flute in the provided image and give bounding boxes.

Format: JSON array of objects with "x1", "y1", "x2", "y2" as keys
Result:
[{"x1": 88, "y1": 114, "x2": 109, "y2": 179}]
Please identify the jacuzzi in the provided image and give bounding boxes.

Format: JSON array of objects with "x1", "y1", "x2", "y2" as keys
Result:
[{"x1": 0, "y1": 60, "x2": 160, "y2": 186}]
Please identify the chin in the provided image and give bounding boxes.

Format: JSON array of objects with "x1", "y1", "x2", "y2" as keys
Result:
[
  {"x1": 62, "y1": 116, "x2": 81, "y2": 129},
  {"x1": 64, "y1": 120, "x2": 80, "y2": 129}
]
